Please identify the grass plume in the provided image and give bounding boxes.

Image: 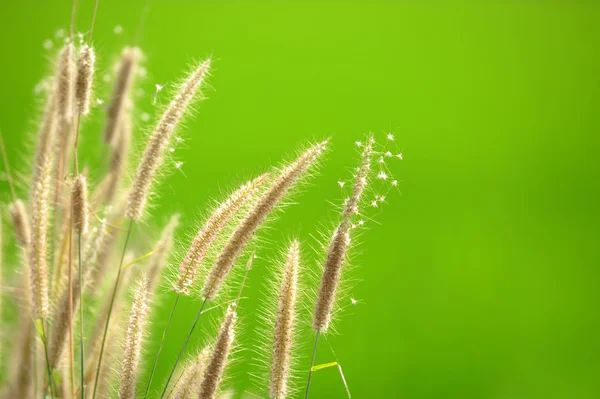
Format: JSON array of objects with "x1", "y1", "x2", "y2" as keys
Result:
[
  {"x1": 203, "y1": 141, "x2": 327, "y2": 300},
  {"x1": 270, "y1": 240, "x2": 301, "y2": 399},
  {"x1": 126, "y1": 59, "x2": 211, "y2": 221}
]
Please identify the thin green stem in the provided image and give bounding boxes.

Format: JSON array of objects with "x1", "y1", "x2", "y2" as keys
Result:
[
  {"x1": 304, "y1": 330, "x2": 320, "y2": 399},
  {"x1": 78, "y1": 231, "x2": 85, "y2": 399},
  {"x1": 159, "y1": 298, "x2": 208, "y2": 399},
  {"x1": 143, "y1": 293, "x2": 181, "y2": 399},
  {"x1": 40, "y1": 320, "x2": 55, "y2": 399},
  {"x1": 91, "y1": 218, "x2": 134, "y2": 399}
]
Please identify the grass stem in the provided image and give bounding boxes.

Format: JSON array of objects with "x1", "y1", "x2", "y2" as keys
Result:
[
  {"x1": 159, "y1": 298, "x2": 207, "y2": 399},
  {"x1": 143, "y1": 293, "x2": 181, "y2": 399},
  {"x1": 78, "y1": 231, "x2": 85, "y2": 399},
  {"x1": 91, "y1": 218, "x2": 134, "y2": 399},
  {"x1": 304, "y1": 330, "x2": 320, "y2": 399}
]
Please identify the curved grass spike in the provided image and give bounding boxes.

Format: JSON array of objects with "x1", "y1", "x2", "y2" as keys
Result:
[
  {"x1": 159, "y1": 141, "x2": 326, "y2": 399},
  {"x1": 126, "y1": 58, "x2": 211, "y2": 221},
  {"x1": 103, "y1": 47, "x2": 141, "y2": 147},
  {"x1": 198, "y1": 306, "x2": 237, "y2": 399},
  {"x1": 305, "y1": 137, "x2": 374, "y2": 399},
  {"x1": 269, "y1": 240, "x2": 300, "y2": 399},
  {"x1": 75, "y1": 45, "x2": 95, "y2": 116},
  {"x1": 270, "y1": 240, "x2": 300, "y2": 399},
  {"x1": 144, "y1": 174, "x2": 267, "y2": 399},
  {"x1": 92, "y1": 59, "x2": 211, "y2": 399},
  {"x1": 203, "y1": 140, "x2": 327, "y2": 300}
]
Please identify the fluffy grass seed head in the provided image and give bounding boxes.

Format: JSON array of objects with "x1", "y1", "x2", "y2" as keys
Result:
[
  {"x1": 147, "y1": 214, "x2": 180, "y2": 293},
  {"x1": 56, "y1": 40, "x2": 75, "y2": 122},
  {"x1": 199, "y1": 306, "x2": 237, "y2": 399},
  {"x1": 119, "y1": 275, "x2": 150, "y2": 399},
  {"x1": 174, "y1": 173, "x2": 269, "y2": 295},
  {"x1": 269, "y1": 240, "x2": 300, "y2": 399},
  {"x1": 313, "y1": 137, "x2": 373, "y2": 332},
  {"x1": 104, "y1": 47, "x2": 141, "y2": 146},
  {"x1": 75, "y1": 44, "x2": 96, "y2": 116},
  {"x1": 173, "y1": 346, "x2": 211, "y2": 399},
  {"x1": 202, "y1": 140, "x2": 327, "y2": 300},
  {"x1": 9, "y1": 199, "x2": 31, "y2": 247},
  {"x1": 29, "y1": 87, "x2": 58, "y2": 320},
  {"x1": 71, "y1": 174, "x2": 89, "y2": 234},
  {"x1": 126, "y1": 58, "x2": 211, "y2": 221}
]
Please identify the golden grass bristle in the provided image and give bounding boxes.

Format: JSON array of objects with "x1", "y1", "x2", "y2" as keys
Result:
[
  {"x1": 126, "y1": 59, "x2": 211, "y2": 221},
  {"x1": 313, "y1": 138, "x2": 373, "y2": 332},
  {"x1": 199, "y1": 306, "x2": 237, "y2": 399},
  {"x1": 57, "y1": 41, "x2": 75, "y2": 123},
  {"x1": 203, "y1": 141, "x2": 327, "y2": 300},
  {"x1": 104, "y1": 47, "x2": 141, "y2": 146},
  {"x1": 105, "y1": 107, "x2": 132, "y2": 203},
  {"x1": 147, "y1": 214, "x2": 180, "y2": 293},
  {"x1": 75, "y1": 44, "x2": 95, "y2": 116},
  {"x1": 119, "y1": 275, "x2": 150, "y2": 399},
  {"x1": 9, "y1": 199, "x2": 31, "y2": 248},
  {"x1": 71, "y1": 174, "x2": 89, "y2": 234},
  {"x1": 172, "y1": 347, "x2": 210, "y2": 399},
  {"x1": 29, "y1": 88, "x2": 58, "y2": 319},
  {"x1": 269, "y1": 240, "x2": 300, "y2": 399},
  {"x1": 174, "y1": 173, "x2": 269, "y2": 294}
]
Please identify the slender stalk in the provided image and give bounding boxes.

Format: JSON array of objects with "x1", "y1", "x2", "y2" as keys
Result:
[
  {"x1": 143, "y1": 293, "x2": 181, "y2": 399},
  {"x1": 159, "y1": 298, "x2": 208, "y2": 399},
  {"x1": 91, "y1": 218, "x2": 134, "y2": 399},
  {"x1": 40, "y1": 321, "x2": 55, "y2": 399},
  {"x1": 78, "y1": 231, "x2": 85, "y2": 399},
  {"x1": 304, "y1": 330, "x2": 320, "y2": 399}
]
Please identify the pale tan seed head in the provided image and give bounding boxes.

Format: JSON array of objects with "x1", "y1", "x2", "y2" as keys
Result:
[
  {"x1": 202, "y1": 140, "x2": 326, "y2": 300},
  {"x1": 119, "y1": 276, "x2": 150, "y2": 399},
  {"x1": 173, "y1": 346, "x2": 211, "y2": 399},
  {"x1": 269, "y1": 240, "x2": 300, "y2": 399},
  {"x1": 29, "y1": 87, "x2": 58, "y2": 319},
  {"x1": 9, "y1": 199, "x2": 31, "y2": 247},
  {"x1": 71, "y1": 174, "x2": 89, "y2": 234},
  {"x1": 56, "y1": 41, "x2": 75, "y2": 123},
  {"x1": 104, "y1": 47, "x2": 141, "y2": 146},
  {"x1": 126, "y1": 59, "x2": 211, "y2": 221},
  {"x1": 75, "y1": 44, "x2": 96, "y2": 116},
  {"x1": 174, "y1": 173, "x2": 269, "y2": 294},
  {"x1": 313, "y1": 138, "x2": 373, "y2": 332},
  {"x1": 199, "y1": 306, "x2": 236, "y2": 399},
  {"x1": 147, "y1": 214, "x2": 180, "y2": 293}
]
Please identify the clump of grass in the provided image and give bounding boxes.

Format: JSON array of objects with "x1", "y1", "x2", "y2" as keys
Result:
[
  {"x1": 203, "y1": 141, "x2": 327, "y2": 300},
  {"x1": 0, "y1": 11, "x2": 400, "y2": 399}
]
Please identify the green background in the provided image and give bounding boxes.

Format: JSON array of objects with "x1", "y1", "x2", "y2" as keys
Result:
[{"x1": 1, "y1": 1, "x2": 599, "y2": 398}]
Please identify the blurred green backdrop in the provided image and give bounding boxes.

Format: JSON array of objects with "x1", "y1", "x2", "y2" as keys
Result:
[{"x1": 1, "y1": 1, "x2": 599, "y2": 398}]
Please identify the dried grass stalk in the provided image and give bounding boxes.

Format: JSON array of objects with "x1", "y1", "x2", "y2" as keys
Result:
[
  {"x1": 174, "y1": 173, "x2": 269, "y2": 294},
  {"x1": 313, "y1": 138, "x2": 373, "y2": 331},
  {"x1": 29, "y1": 89, "x2": 58, "y2": 319},
  {"x1": 173, "y1": 347, "x2": 210, "y2": 399},
  {"x1": 126, "y1": 59, "x2": 211, "y2": 221},
  {"x1": 104, "y1": 47, "x2": 140, "y2": 146},
  {"x1": 75, "y1": 44, "x2": 96, "y2": 116},
  {"x1": 199, "y1": 307, "x2": 236, "y2": 399},
  {"x1": 203, "y1": 141, "x2": 326, "y2": 300},
  {"x1": 270, "y1": 240, "x2": 300, "y2": 399},
  {"x1": 71, "y1": 174, "x2": 89, "y2": 234},
  {"x1": 9, "y1": 199, "x2": 31, "y2": 248}
]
